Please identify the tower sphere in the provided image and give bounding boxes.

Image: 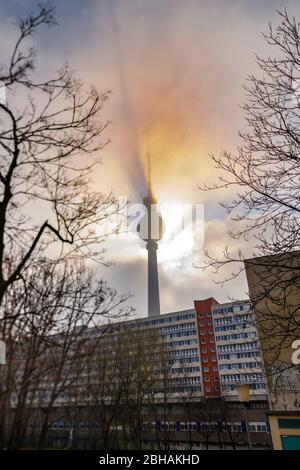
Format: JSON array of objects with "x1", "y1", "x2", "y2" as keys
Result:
[{"x1": 137, "y1": 190, "x2": 164, "y2": 242}]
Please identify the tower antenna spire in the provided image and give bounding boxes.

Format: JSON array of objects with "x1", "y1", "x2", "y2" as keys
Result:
[{"x1": 147, "y1": 134, "x2": 153, "y2": 198}]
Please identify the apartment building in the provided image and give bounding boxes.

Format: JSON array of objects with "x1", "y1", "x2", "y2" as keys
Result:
[
  {"x1": 83, "y1": 298, "x2": 267, "y2": 402},
  {"x1": 212, "y1": 300, "x2": 268, "y2": 400},
  {"x1": 101, "y1": 308, "x2": 202, "y2": 400},
  {"x1": 10, "y1": 297, "x2": 272, "y2": 449}
]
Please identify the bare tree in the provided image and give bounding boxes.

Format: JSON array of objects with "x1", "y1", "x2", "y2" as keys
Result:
[
  {"x1": 202, "y1": 9, "x2": 300, "y2": 385},
  {"x1": 120, "y1": 328, "x2": 164, "y2": 450},
  {"x1": 151, "y1": 344, "x2": 174, "y2": 451},
  {"x1": 177, "y1": 359, "x2": 199, "y2": 451},
  {"x1": 82, "y1": 331, "x2": 132, "y2": 450},
  {"x1": 215, "y1": 398, "x2": 238, "y2": 450},
  {"x1": 75, "y1": 326, "x2": 167, "y2": 450},
  {"x1": 195, "y1": 398, "x2": 217, "y2": 450},
  {"x1": 0, "y1": 257, "x2": 132, "y2": 449},
  {"x1": 0, "y1": 3, "x2": 118, "y2": 306}
]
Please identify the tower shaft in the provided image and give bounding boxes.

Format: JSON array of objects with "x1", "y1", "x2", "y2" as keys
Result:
[
  {"x1": 146, "y1": 239, "x2": 160, "y2": 317},
  {"x1": 137, "y1": 145, "x2": 163, "y2": 317}
]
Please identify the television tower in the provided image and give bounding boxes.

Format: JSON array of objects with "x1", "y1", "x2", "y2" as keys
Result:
[{"x1": 138, "y1": 152, "x2": 163, "y2": 317}]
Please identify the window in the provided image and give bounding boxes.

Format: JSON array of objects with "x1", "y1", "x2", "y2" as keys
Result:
[
  {"x1": 249, "y1": 423, "x2": 268, "y2": 433},
  {"x1": 278, "y1": 419, "x2": 300, "y2": 430},
  {"x1": 202, "y1": 348, "x2": 207, "y2": 353},
  {"x1": 232, "y1": 424, "x2": 242, "y2": 432},
  {"x1": 203, "y1": 366, "x2": 209, "y2": 372},
  {"x1": 204, "y1": 377, "x2": 210, "y2": 382}
]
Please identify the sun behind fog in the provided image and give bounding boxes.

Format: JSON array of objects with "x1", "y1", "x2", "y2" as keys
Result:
[{"x1": 158, "y1": 203, "x2": 195, "y2": 264}]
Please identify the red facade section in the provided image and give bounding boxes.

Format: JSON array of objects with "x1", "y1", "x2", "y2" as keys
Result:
[{"x1": 194, "y1": 298, "x2": 221, "y2": 398}]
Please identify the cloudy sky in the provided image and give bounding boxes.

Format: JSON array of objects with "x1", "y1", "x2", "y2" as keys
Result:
[{"x1": 1, "y1": 0, "x2": 300, "y2": 317}]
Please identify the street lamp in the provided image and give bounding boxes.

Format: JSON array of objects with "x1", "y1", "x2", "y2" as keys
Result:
[{"x1": 236, "y1": 384, "x2": 253, "y2": 450}]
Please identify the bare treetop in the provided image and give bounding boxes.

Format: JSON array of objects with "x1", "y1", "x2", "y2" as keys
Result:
[{"x1": 0, "y1": 3, "x2": 118, "y2": 306}]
